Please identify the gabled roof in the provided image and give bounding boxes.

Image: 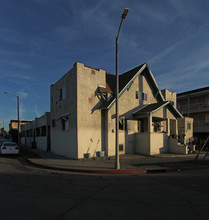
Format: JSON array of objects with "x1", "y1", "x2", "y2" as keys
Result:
[
  {"x1": 100, "y1": 63, "x2": 165, "y2": 109},
  {"x1": 133, "y1": 101, "x2": 183, "y2": 119}
]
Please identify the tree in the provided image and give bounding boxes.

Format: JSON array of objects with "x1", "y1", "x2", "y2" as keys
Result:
[{"x1": 9, "y1": 129, "x2": 18, "y2": 143}]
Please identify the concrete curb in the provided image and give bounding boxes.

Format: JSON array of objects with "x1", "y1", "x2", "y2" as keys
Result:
[
  {"x1": 22, "y1": 155, "x2": 209, "y2": 175},
  {"x1": 22, "y1": 156, "x2": 174, "y2": 174}
]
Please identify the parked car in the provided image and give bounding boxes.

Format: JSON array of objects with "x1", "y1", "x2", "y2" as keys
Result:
[{"x1": 0, "y1": 142, "x2": 19, "y2": 155}]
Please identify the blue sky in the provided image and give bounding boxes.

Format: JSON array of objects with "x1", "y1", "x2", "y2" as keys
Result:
[{"x1": 0, "y1": 0, "x2": 209, "y2": 130}]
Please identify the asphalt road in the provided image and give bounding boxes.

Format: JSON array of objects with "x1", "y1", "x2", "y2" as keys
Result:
[{"x1": 0, "y1": 155, "x2": 209, "y2": 220}]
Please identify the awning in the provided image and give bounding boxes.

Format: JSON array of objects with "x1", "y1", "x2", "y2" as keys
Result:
[{"x1": 58, "y1": 112, "x2": 70, "y2": 121}]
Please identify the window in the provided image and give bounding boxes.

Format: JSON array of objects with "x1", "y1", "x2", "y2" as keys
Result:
[
  {"x1": 41, "y1": 126, "x2": 46, "y2": 136},
  {"x1": 119, "y1": 119, "x2": 130, "y2": 130},
  {"x1": 154, "y1": 122, "x2": 161, "y2": 132},
  {"x1": 187, "y1": 123, "x2": 191, "y2": 130},
  {"x1": 36, "y1": 128, "x2": 40, "y2": 137},
  {"x1": 136, "y1": 91, "x2": 142, "y2": 100},
  {"x1": 119, "y1": 144, "x2": 124, "y2": 152},
  {"x1": 62, "y1": 117, "x2": 69, "y2": 131},
  {"x1": 62, "y1": 87, "x2": 66, "y2": 99},
  {"x1": 136, "y1": 91, "x2": 147, "y2": 101},
  {"x1": 59, "y1": 89, "x2": 62, "y2": 100},
  {"x1": 59, "y1": 87, "x2": 66, "y2": 100},
  {"x1": 142, "y1": 93, "x2": 147, "y2": 101}
]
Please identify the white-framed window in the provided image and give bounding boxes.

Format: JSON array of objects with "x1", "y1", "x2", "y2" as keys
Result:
[{"x1": 187, "y1": 123, "x2": 191, "y2": 130}]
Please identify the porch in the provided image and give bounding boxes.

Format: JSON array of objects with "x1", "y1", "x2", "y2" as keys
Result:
[{"x1": 126, "y1": 102, "x2": 187, "y2": 155}]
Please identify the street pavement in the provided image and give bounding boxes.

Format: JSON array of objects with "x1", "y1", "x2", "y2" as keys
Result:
[
  {"x1": 1, "y1": 155, "x2": 209, "y2": 220},
  {"x1": 21, "y1": 145, "x2": 209, "y2": 174}
]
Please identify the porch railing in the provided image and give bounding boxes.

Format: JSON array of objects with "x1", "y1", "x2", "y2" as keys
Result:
[{"x1": 193, "y1": 120, "x2": 209, "y2": 133}]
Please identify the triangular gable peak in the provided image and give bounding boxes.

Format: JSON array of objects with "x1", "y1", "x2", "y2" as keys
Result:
[{"x1": 106, "y1": 63, "x2": 165, "y2": 110}]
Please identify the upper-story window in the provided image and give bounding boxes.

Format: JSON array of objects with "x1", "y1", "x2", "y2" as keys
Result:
[
  {"x1": 59, "y1": 87, "x2": 66, "y2": 100},
  {"x1": 62, "y1": 117, "x2": 69, "y2": 131},
  {"x1": 136, "y1": 91, "x2": 147, "y2": 101},
  {"x1": 142, "y1": 93, "x2": 147, "y2": 101}
]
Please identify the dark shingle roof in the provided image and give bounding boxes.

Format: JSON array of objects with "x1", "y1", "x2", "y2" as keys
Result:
[
  {"x1": 133, "y1": 102, "x2": 168, "y2": 115},
  {"x1": 119, "y1": 64, "x2": 145, "y2": 92},
  {"x1": 100, "y1": 64, "x2": 145, "y2": 109},
  {"x1": 133, "y1": 101, "x2": 183, "y2": 119}
]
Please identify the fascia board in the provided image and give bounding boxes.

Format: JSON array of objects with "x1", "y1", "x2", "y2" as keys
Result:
[
  {"x1": 107, "y1": 63, "x2": 147, "y2": 110},
  {"x1": 151, "y1": 102, "x2": 169, "y2": 114},
  {"x1": 151, "y1": 102, "x2": 183, "y2": 119},
  {"x1": 146, "y1": 66, "x2": 165, "y2": 101}
]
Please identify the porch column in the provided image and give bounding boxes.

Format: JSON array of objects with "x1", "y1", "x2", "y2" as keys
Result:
[
  {"x1": 148, "y1": 113, "x2": 152, "y2": 133},
  {"x1": 167, "y1": 119, "x2": 170, "y2": 136},
  {"x1": 175, "y1": 120, "x2": 178, "y2": 135}
]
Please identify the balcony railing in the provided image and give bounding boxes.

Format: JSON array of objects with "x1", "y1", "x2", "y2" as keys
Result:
[
  {"x1": 178, "y1": 102, "x2": 209, "y2": 114},
  {"x1": 193, "y1": 120, "x2": 209, "y2": 133}
]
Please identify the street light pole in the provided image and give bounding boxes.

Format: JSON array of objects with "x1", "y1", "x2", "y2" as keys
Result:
[
  {"x1": 4, "y1": 92, "x2": 20, "y2": 146},
  {"x1": 115, "y1": 8, "x2": 129, "y2": 170}
]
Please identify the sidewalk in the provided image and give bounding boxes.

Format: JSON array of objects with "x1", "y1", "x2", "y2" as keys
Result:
[{"x1": 20, "y1": 145, "x2": 209, "y2": 174}]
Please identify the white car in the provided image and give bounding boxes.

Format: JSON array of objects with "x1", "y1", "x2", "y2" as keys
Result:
[{"x1": 0, "y1": 142, "x2": 19, "y2": 155}]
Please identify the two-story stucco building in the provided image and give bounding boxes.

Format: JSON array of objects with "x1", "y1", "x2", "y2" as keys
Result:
[{"x1": 49, "y1": 62, "x2": 187, "y2": 159}]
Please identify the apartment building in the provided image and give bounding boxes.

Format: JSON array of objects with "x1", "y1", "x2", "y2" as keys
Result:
[
  {"x1": 21, "y1": 112, "x2": 51, "y2": 151},
  {"x1": 177, "y1": 86, "x2": 209, "y2": 141},
  {"x1": 9, "y1": 120, "x2": 31, "y2": 132}
]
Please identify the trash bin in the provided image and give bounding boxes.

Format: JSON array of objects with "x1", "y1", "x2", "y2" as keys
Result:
[{"x1": 84, "y1": 153, "x2": 90, "y2": 158}]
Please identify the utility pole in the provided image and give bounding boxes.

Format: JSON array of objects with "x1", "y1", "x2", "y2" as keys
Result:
[{"x1": 115, "y1": 8, "x2": 129, "y2": 169}]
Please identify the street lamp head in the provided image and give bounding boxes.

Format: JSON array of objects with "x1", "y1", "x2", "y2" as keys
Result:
[
  {"x1": 121, "y1": 8, "x2": 129, "y2": 19},
  {"x1": 4, "y1": 92, "x2": 9, "y2": 94}
]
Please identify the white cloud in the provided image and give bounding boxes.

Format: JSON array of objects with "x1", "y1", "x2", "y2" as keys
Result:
[
  {"x1": 18, "y1": 90, "x2": 29, "y2": 99},
  {"x1": 19, "y1": 102, "x2": 26, "y2": 120},
  {"x1": 34, "y1": 104, "x2": 41, "y2": 118}
]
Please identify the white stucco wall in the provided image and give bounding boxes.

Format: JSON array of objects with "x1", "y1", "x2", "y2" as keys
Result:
[
  {"x1": 76, "y1": 63, "x2": 106, "y2": 158},
  {"x1": 36, "y1": 137, "x2": 47, "y2": 151},
  {"x1": 50, "y1": 63, "x2": 78, "y2": 159},
  {"x1": 150, "y1": 133, "x2": 168, "y2": 154},
  {"x1": 135, "y1": 133, "x2": 150, "y2": 155},
  {"x1": 168, "y1": 139, "x2": 188, "y2": 154}
]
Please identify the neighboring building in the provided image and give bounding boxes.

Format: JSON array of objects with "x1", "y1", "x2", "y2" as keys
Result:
[
  {"x1": 21, "y1": 112, "x2": 51, "y2": 151},
  {"x1": 177, "y1": 86, "x2": 209, "y2": 141},
  {"x1": 50, "y1": 62, "x2": 186, "y2": 159},
  {"x1": 9, "y1": 120, "x2": 31, "y2": 132}
]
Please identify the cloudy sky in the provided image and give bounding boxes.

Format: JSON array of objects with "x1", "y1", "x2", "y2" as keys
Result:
[{"x1": 0, "y1": 0, "x2": 209, "y2": 130}]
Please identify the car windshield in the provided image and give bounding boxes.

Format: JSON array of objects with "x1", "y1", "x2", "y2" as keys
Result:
[{"x1": 4, "y1": 143, "x2": 17, "y2": 147}]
